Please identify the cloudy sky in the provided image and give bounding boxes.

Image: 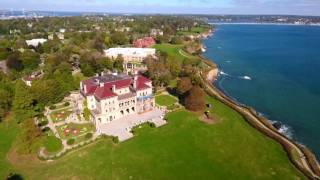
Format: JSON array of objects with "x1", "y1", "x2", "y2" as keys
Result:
[{"x1": 1, "y1": 0, "x2": 320, "y2": 15}]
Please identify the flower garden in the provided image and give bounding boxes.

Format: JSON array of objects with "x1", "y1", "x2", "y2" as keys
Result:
[
  {"x1": 50, "y1": 109, "x2": 73, "y2": 122},
  {"x1": 56, "y1": 123, "x2": 95, "y2": 143}
]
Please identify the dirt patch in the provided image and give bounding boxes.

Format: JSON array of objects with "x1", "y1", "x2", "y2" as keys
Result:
[
  {"x1": 7, "y1": 147, "x2": 45, "y2": 168},
  {"x1": 199, "y1": 114, "x2": 221, "y2": 124}
]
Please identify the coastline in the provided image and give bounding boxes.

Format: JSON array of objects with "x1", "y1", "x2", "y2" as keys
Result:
[
  {"x1": 209, "y1": 22, "x2": 320, "y2": 26},
  {"x1": 199, "y1": 29, "x2": 320, "y2": 179}
]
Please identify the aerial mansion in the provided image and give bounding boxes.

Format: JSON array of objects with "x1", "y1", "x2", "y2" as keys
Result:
[
  {"x1": 80, "y1": 73, "x2": 155, "y2": 127},
  {"x1": 104, "y1": 48, "x2": 156, "y2": 73}
]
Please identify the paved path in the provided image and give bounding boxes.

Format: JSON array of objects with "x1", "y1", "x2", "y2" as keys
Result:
[
  {"x1": 99, "y1": 109, "x2": 166, "y2": 142},
  {"x1": 45, "y1": 110, "x2": 61, "y2": 139}
]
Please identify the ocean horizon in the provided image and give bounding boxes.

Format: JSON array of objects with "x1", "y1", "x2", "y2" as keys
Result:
[{"x1": 204, "y1": 24, "x2": 320, "y2": 159}]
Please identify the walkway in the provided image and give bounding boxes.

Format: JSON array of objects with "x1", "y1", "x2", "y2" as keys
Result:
[{"x1": 98, "y1": 109, "x2": 166, "y2": 142}]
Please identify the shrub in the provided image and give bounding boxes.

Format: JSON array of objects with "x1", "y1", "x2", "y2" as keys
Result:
[
  {"x1": 85, "y1": 132, "x2": 93, "y2": 139},
  {"x1": 64, "y1": 102, "x2": 70, "y2": 107},
  {"x1": 49, "y1": 105, "x2": 56, "y2": 110},
  {"x1": 42, "y1": 127, "x2": 51, "y2": 132},
  {"x1": 67, "y1": 138, "x2": 75, "y2": 145},
  {"x1": 148, "y1": 122, "x2": 156, "y2": 128},
  {"x1": 39, "y1": 120, "x2": 49, "y2": 126},
  {"x1": 112, "y1": 136, "x2": 119, "y2": 143}
]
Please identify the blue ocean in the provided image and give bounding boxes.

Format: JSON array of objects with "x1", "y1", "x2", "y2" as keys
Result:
[{"x1": 203, "y1": 24, "x2": 320, "y2": 158}]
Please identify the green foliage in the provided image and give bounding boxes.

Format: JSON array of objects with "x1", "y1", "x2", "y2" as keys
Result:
[
  {"x1": 16, "y1": 119, "x2": 43, "y2": 154},
  {"x1": 85, "y1": 132, "x2": 93, "y2": 139},
  {"x1": 0, "y1": 79, "x2": 14, "y2": 121},
  {"x1": 83, "y1": 101, "x2": 91, "y2": 121},
  {"x1": 64, "y1": 102, "x2": 70, "y2": 107},
  {"x1": 20, "y1": 50, "x2": 40, "y2": 71},
  {"x1": 112, "y1": 136, "x2": 119, "y2": 144},
  {"x1": 49, "y1": 105, "x2": 56, "y2": 110},
  {"x1": 0, "y1": 48, "x2": 9, "y2": 60},
  {"x1": 110, "y1": 32, "x2": 128, "y2": 45},
  {"x1": 6, "y1": 52, "x2": 24, "y2": 71},
  {"x1": 12, "y1": 81, "x2": 36, "y2": 122},
  {"x1": 67, "y1": 138, "x2": 75, "y2": 145},
  {"x1": 113, "y1": 55, "x2": 124, "y2": 72},
  {"x1": 39, "y1": 120, "x2": 48, "y2": 126}
]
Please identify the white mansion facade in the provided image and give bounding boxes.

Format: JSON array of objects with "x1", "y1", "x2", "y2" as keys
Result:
[
  {"x1": 80, "y1": 73, "x2": 155, "y2": 127},
  {"x1": 104, "y1": 48, "x2": 156, "y2": 73}
]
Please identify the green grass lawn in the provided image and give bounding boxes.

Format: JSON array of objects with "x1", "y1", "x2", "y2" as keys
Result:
[
  {"x1": 0, "y1": 118, "x2": 19, "y2": 178},
  {"x1": 155, "y1": 95, "x2": 178, "y2": 106},
  {"x1": 153, "y1": 44, "x2": 207, "y2": 69},
  {"x1": 153, "y1": 44, "x2": 186, "y2": 63},
  {"x1": 1, "y1": 96, "x2": 306, "y2": 179},
  {"x1": 44, "y1": 136, "x2": 63, "y2": 153}
]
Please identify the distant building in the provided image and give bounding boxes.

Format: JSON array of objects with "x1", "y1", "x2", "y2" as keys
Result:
[
  {"x1": 80, "y1": 73, "x2": 155, "y2": 127},
  {"x1": 22, "y1": 70, "x2": 43, "y2": 86},
  {"x1": 104, "y1": 48, "x2": 156, "y2": 73},
  {"x1": 150, "y1": 28, "x2": 163, "y2": 37},
  {"x1": 48, "y1": 32, "x2": 64, "y2": 40},
  {"x1": 115, "y1": 27, "x2": 131, "y2": 32},
  {"x1": 26, "y1": 38, "x2": 47, "y2": 47},
  {"x1": 59, "y1": 28, "x2": 66, "y2": 33},
  {"x1": 133, "y1": 37, "x2": 156, "y2": 48}
]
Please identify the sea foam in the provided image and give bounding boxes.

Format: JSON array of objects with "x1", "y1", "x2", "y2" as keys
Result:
[{"x1": 240, "y1": 76, "x2": 252, "y2": 80}]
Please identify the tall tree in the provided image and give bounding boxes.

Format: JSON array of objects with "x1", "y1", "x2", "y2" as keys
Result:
[
  {"x1": 176, "y1": 77, "x2": 193, "y2": 96},
  {"x1": 185, "y1": 86, "x2": 205, "y2": 112},
  {"x1": 6, "y1": 52, "x2": 24, "y2": 71}
]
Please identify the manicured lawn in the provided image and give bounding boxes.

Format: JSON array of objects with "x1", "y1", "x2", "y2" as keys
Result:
[
  {"x1": 1, "y1": 96, "x2": 306, "y2": 179},
  {"x1": 155, "y1": 95, "x2": 177, "y2": 106},
  {"x1": 44, "y1": 136, "x2": 63, "y2": 153},
  {"x1": 153, "y1": 44, "x2": 186, "y2": 63},
  {"x1": 56, "y1": 123, "x2": 94, "y2": 141},
  {"x1": 153, "y1": 44, "x2": 205, "y2": 68},
  {"x1": 50, "y1": 109, "x2": 72, "y2": 122}
]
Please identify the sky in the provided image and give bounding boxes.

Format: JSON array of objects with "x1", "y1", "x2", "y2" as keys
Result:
[{"x1": 1, "y1": 0, "x2": 320, "y2": 16}]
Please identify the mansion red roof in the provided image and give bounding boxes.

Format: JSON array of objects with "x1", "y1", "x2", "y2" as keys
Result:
[
  {"x1": 133, "y1": 37, "x2": 156, "y2": 48},
  {"x1": 81, "y1": 74, "x2": 151, "y2": 100}
]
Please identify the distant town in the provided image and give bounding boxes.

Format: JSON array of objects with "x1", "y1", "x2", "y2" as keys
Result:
[{"x1": 1, "y1": 10, "x2": 320, "y2": 25}]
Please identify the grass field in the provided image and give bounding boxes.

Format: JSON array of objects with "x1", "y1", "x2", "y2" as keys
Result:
[
  {"x1": 44, "y1": 136, "x2": 63, "y2": 153},
  {"x1": 0, "y1": 95, "x2": 305, "y2": 179},
  {"x1": 0, "y1": 118, "x2": 19, "y2": 178},
  {"x1": 155, "y1": 95, "x2": 177, "y2": 106},
  {"x1": 153, "y1": 43, "x2": 207, "y2": 69}
]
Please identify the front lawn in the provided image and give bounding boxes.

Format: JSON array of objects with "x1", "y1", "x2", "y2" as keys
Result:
[
  {"x1": 2, "y1": 96, "x2": 306, "y2": 179},
  {"x1": 155, "y1": 95, "x2": 177, "y2": 106}
]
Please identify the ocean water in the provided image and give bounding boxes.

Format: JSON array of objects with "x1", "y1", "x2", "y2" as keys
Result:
[{"x1": 203, "y1": 24, "x2": 320, "y2": 158}]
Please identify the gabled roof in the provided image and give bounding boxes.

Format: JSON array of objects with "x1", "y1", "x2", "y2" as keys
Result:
[
  {"x1": 82, "y1": 74, "x2": 152, "y2": 100},
  {"x1": 94, "y1": 86, "x2": 117, "y2": 100}
]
